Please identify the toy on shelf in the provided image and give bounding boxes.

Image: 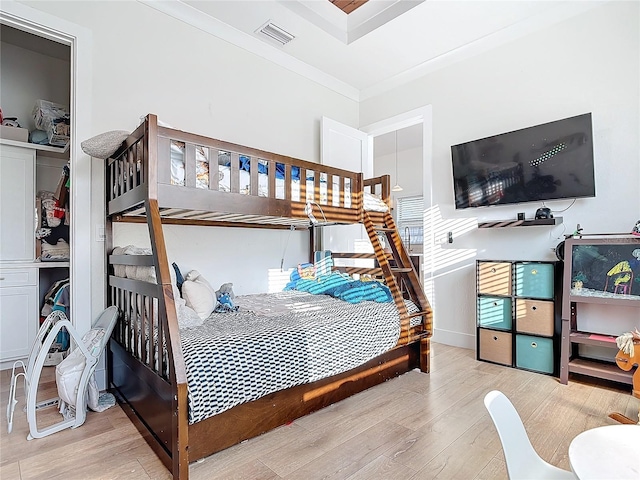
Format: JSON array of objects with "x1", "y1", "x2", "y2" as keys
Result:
[{"x1": 609, "y1": 329, "x2": 640, "y2": 425}]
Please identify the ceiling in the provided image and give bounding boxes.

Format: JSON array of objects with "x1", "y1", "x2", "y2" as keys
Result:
[
  {"x1": 0, "y1": 23, "x2": 70, "y2": 60},
  {"x1": 328, "y1": 0, "x2": 370, "y2": 15},
  {"x1": 142, "y1": 0, "x2": 603, "y2": 101}
]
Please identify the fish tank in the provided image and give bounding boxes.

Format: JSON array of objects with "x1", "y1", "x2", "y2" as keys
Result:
[{"x1": 564, "y1": 234, "x2": 640, "y2": 305}]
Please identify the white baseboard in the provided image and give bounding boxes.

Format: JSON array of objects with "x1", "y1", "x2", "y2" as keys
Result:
[
  {"x1": 0, "y1": 357, "x2": 27, "y2": 372},
  {"x1": 432, "y1": 328, "x2": 475, "y2": 350}
]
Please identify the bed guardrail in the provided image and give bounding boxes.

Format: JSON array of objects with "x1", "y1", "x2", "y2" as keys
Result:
[
  {"x1": 107, "y1": 114, "x2": 367, "y2": 226},
  {"x1": 108, "y1": 254, "x2": 171, "y2": 378}
]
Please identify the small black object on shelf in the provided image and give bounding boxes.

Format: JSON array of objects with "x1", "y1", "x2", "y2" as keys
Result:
[{"x1": 535, "y1": 207, "x2": 553, "y2": 219}]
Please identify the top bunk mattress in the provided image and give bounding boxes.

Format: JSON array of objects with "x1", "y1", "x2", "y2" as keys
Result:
[{"x1": 181, "y1": 290, "x2": 421, "y2": 424}]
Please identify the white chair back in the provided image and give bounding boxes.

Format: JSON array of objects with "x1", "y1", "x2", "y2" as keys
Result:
[{"x1": 484, "y1": 390, "x2": 575, "y2": 480}]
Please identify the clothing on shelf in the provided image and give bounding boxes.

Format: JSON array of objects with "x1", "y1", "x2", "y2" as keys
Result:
[{"x1": 36, "y1": 182, "x2": 70, "y2": 260}]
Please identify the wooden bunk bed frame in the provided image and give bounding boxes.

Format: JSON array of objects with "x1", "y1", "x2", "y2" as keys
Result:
[{"x1": 105, "y1": 114, "x2": 433, "y2": 479}]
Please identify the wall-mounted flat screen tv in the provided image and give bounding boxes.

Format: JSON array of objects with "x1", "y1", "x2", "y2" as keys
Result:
[{"x1": 451, "y1": 113, "x2": 595, "y2": 209}]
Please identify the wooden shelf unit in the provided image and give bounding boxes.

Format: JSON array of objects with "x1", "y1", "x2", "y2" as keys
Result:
[{"x1": 560, "y1": 234, "x2": 640, "y2": 385}]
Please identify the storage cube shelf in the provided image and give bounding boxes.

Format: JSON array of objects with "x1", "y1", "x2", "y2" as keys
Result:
[
  {"x1": 516, "y1": 334, "x2": 554, "y2": 374},
  {"x1": 479, "y1": 329, "x2": 512, "y2": 366},
  {"x1": 478, "y1": 296, "x2": 512, "y2": 330},
  {"x1": 476, "y1": 260, "x2": 561, "y2": 376},
  {"x1": 515, "y1": 262, "x2": 554, "y2": 299}
]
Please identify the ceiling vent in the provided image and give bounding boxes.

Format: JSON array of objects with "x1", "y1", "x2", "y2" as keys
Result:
[{"x1": 256, "y1": 21, "x2": 295, "y2": 46}]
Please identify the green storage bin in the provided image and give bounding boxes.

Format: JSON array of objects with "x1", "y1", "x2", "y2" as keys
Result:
[
  {"x1": 478, "y1": 296, "x2": 512, "y2": 330},
  {"x1": 515, "y1": 262, "x2": 554, "y2": 299},
  {"x1": 516, "y1": 334, "x2": 554, "y2": 374}
]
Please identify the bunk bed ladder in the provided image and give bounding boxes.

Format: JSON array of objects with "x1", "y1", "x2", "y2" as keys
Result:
[{"x1": 363, "y1": 211, "x2": 432, "y2": 345}]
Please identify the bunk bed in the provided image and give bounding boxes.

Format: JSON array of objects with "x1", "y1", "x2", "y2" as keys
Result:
[{"x1": 105, "y1": 114, "x2": 433, "y2": 479}]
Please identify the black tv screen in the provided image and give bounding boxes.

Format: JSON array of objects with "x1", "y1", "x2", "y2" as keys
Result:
[{"x1": 451, "y1": 113, "x2": 595, "y2": 209}]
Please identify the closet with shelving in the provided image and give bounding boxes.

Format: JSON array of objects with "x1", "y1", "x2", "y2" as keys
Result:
[{"x1": 0, "y1": 24, "x2": 71, "y2": 366}]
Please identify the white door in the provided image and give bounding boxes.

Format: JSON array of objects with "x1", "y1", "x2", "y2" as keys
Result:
[{"x1": 320, "y1": 117, "x2": 371, "y2": 261}]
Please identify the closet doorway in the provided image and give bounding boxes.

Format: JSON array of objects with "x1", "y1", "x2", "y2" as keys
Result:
[{"x1": 0, "y1": 4, "x2": 94, "y2": 376}]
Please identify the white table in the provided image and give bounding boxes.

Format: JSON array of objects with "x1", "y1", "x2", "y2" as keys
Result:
[{"x1": 569, "y1": 424, "x2": 640, "y2": 479}]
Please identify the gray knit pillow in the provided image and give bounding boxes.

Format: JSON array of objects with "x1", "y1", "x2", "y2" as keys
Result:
[{"x1": 81, "y1": 130, "x2": 129, "y2": 159}]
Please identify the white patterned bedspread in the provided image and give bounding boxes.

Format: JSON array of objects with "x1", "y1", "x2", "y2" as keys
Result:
[{"x1": 179, "y1": 290, "x2": 420, "y2": 424}]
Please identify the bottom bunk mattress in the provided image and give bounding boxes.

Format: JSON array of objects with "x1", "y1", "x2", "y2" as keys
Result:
[{"x1": 180, "y1": 290, "x2": 420, "y2": 424}]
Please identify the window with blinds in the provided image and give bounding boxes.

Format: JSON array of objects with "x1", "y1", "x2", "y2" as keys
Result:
[{"x1": 396, "y1": 196, "x2": 423, "y2": 251}]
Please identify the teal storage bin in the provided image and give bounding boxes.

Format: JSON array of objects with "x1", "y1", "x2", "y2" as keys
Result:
[
  {"x1": 515, "y1": 262, "x2": 554, "y2": 299},
  {"x1": 478, "y1": 296, "x2": 512, "y2": 330},
  {"x1": 516, "y1": 334, "x2": 554, "y2": 374}
]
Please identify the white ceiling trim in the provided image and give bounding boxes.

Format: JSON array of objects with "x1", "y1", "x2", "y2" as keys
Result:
[
  {"x1": 280, "y1": 0, "x2": 425, "y2": 44},
  {"x1": 360, "y1": 0, "x2": 607, "y2": 101},
  {"x1": 138, "y1": 0, "x2": 360, "y2": 101}
]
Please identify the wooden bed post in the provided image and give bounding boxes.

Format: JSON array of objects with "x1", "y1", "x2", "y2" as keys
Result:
[{"x1": 146, "y1": 115, "x2": 189, "y2": 479}]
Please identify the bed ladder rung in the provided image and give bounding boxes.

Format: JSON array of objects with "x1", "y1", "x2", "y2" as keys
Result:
[
  {"x1": 390, "y1": 267, "x2": 412, "y2": 273},
  {"x1": 333, "y1": 266, "x2": 383, "y2": 276},
  {"x1": 406, "y1": 310, "x2": 430, "y2": 318},
  {"x1": 363, "y1": 211, "x2": 433, "y2": 353}
]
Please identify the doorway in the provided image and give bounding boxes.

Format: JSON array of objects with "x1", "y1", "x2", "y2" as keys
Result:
[
  {"x1": 1, "y1": 3, "x2": 97, "y2": 381},
  {"x1": 361, "y1": 105, "x2": 433, "y2": 293}
]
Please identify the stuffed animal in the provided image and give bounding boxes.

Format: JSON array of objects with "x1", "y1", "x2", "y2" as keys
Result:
[
  {"x1": 215, "y1": 293, "x2": 239, "y2": 313},
  {"x1": 215, "y1": 282, "x2": 235, "y2": 300}
]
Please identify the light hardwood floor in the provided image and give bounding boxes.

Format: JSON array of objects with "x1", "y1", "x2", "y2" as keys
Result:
[{"x1": 1, "y1": 343, "x2": 636, "y2": 480}]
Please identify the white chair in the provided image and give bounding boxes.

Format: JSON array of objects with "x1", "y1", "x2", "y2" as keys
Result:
[{"x1": 483, "y1": 390, "x2": 575, "y2": 480}]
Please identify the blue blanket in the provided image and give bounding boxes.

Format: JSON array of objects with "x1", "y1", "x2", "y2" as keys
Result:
[
  {"x1": 285, "y1": 272, "x2": 392, "y2": 303},
  {"x1": 225, "y1": 156, "x2": 329, "y2": 182}
]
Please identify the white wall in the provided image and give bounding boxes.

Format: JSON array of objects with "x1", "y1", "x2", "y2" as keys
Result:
[
  {"x1": 112, "y1": 223, "x2": 307, "y2": 295},
  {"x1": 21, "y1": 0, "x2": 359, "y2": 296},
  {"x1": 373, "y1": 144, "x2": 423, "y2": 199},
  {"x1": 0, "y1": 40, "x2": 70, "y2": 133},
  {"x1": 361, "y1": 1, "x2": 640, "y2": 348}
]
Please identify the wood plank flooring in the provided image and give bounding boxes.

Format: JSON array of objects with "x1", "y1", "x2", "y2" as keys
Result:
[{"x1": 1, "y1": 343, "x2": 636, "y2": 480}]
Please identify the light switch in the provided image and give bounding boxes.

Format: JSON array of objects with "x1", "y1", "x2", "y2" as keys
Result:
[{"x1": 96, "y1": 225, "x2": 105, "y2": 242}]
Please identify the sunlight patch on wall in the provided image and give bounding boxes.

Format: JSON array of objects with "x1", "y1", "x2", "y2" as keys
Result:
[
  {"x1": 423, "y1": 204, "x2": 477, "y2": 275},
  {"x1": 268, "y1": 268, "x2": 294, "y2": 293},
  {"x1": 354, "y1": 238, "x2": 375, "y2": 268},
  {"x1": 422, "y1": 275, "x2": 435, "y2": 311}
]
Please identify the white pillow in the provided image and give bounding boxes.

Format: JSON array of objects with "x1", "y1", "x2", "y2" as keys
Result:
[
  {"x1": 181, "y1": 270, "x2": 216, "y2": 320},
  {"x1": 81, "y1": 130, "x2": 130, "y2": 159},
  {"x1": 172, "y1": 284, "x2": 203, "y2": 329}
]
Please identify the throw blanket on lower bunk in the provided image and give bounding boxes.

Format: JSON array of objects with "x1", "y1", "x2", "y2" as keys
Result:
[
  {"x1": 180, "y1": 290, "x2": 420, "y2": 424},
  {"x1": 284, "y1": 271, "x2": 393, "y2": 303}
]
